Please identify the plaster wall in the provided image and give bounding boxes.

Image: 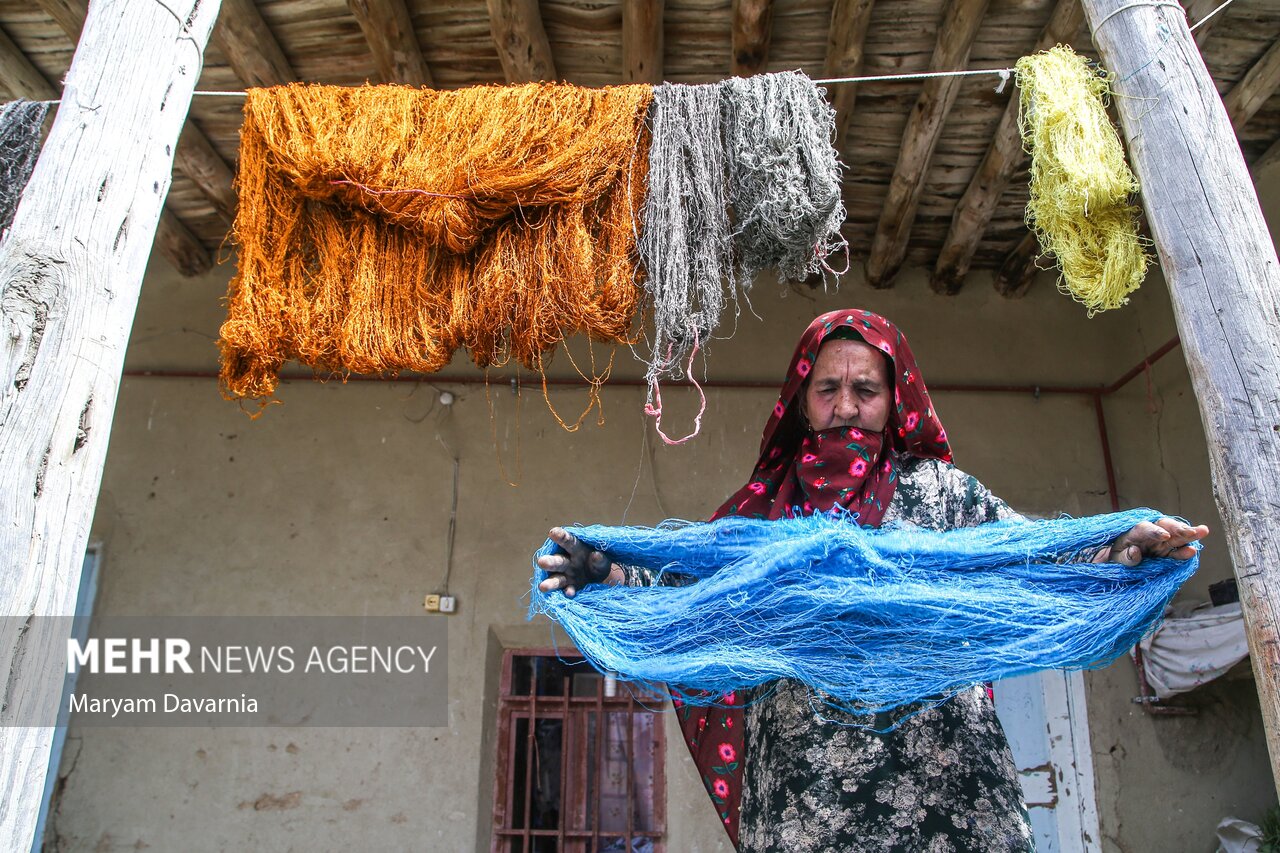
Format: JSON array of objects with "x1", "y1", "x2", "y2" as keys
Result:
[{"x1": 45, "y1": 246, "x2": 1269, "y2": 851}]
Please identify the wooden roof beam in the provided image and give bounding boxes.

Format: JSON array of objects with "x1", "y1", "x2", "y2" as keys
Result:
[
  {"x1": 865, "y1": 0, "x2": 991, "y2": 289},
  {"x1": 213, "y1": 0, "x2": 297, "y2": 87},
  {"x1": 623, "y1": 0, "x2": 664, "y2": 84},
  {"x1": 1223, "y1": 36, "x2": 1280, "y2": 132},
  {"x1": 487, "y1": 0, "x2": 557, "y2": 82},
  {"x1": 0, "y1": 26, "x2": 210, "y2": 276},
  {"x1": 34, "y1": 0, "x2": 237, "y2": 225},
  {"x1": 992, "y1": 231, "x2": 1042, "y2": 298},
  {"x1": 155, "y1": 209, "x2": 217, "y2": 276},
  {"x1": 932, "y1": 0, "x2": 1083, "y2": 295},
  {"x1": 732, "y1": 0, "x2": 775, "y2": 77},
  {"x1": 821, "y1": 0, "x2": 876, "y2": 151},
  {"x1": 347, "y1": 0, "x2": 433, "y2": 86}
]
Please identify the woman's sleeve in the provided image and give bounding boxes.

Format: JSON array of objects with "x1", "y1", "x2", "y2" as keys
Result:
[
  {"x1": 933, "y1": 461, "x2": 1024, "y2": 528},
  {"x1": 617, "y1": 564, "x2": 696, "y2": 587}
]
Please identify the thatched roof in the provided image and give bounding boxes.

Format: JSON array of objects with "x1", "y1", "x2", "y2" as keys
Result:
[{"x1": 1, "y1": 0, "x2": 1277, "y2": 290}]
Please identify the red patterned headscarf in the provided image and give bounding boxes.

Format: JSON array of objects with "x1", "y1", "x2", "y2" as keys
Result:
[{"x1": 677, "y1": 308, "x2": 952, "y2": 846}]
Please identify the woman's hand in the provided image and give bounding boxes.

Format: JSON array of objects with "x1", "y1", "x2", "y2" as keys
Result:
[
  {"x1": 536, "y1": 527, "x2": 623, "y2": 598},
  {"x1": 1093, "y1": 518, "x2": 1209, "y2": 566}
]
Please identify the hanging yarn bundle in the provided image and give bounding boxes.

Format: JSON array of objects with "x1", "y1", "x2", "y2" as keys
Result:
[
  {"x1": 637, "y1": 72, "x2": 846, "y2": 440},
  {"x1": 721, "y1": 71, "x2": 847, "y2": 285},
  {"x1": 639, "y1": 82, "x2": 733, "y2": 386},
  {"x1": 1016, "y1": 46, "x2": 1149, "y2": 315},
  {"x1": 529, "y1": 509, "x2": 1198, "y2": 713},
  {"x1": 219, "y1": 83, "x2": 652, "y2": 407},
  {"x1": 0, "y1": 99, "x2": 52, "y2": 237}
]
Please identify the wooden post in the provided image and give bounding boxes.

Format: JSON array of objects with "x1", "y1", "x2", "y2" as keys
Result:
[
  {"x1": 0, "y1": 0, "x2": 221, "y2": 845},
  {"x1": 1082, "y1": 0, "x2": 1280, "y2": 797}
]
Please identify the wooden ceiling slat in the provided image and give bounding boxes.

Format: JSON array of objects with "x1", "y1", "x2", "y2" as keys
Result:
[
  {"x1": 29, "y1": 0, "x2": 79, "y2": 45},
  {"x1": 822, "y1": 0, "x2": 875, "y2": 151},
  {"x1": 347, "y1": 0, "x2": 433, "y2": 85},
  {"x1": 1224, "y1": 36, "x2": 1280, "y2": 132},
  {"x1": 0, "y1": 23, "x2": 211, "y2": 275},
  {"x1": 931, "y1": 0, "x2": 1083, "y2": 295},
  {"x1": 623, "y1": 0, "x2": 664, "y2": 84},
  {"x1": 731, "y1": 0, "x2": 773, "y2": 76},
  {"x1": 486, "y1": 0, "x2": 556, "y2": 82},
  {"x1": 864, "y1": 0, "x2": 992, "y2": 289},
  {"x1": 33, "y1": 0, "x2": 237, "y2": 226},
  {"x1": 213, "y1": 0, "x2": 298, "y2": 87},
  {"x1": 0, "y1": 24, "x2": 54, "y2": 99}
]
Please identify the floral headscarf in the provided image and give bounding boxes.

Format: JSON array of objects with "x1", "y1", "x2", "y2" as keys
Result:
[{"x1": 677, "y1": 308, "x2": 952, "y2": 846}]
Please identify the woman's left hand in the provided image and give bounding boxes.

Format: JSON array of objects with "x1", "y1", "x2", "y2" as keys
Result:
[{"x1": 1094, "y1": 518, "x2": 1209, "y2": 566}]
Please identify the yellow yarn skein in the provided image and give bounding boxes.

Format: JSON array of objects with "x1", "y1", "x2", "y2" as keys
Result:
[{"x1": 1016, "y1": 45, "x2": 1149, "y2": 315}]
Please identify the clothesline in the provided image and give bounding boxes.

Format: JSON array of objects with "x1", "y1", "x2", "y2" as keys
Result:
[{"x1": 186, "y1": 66, "x2": 1019, "y2": 98}]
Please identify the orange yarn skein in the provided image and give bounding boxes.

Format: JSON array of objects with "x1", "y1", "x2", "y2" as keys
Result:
[{"x1": 219, "y1": 82, "x2": 652, "y2": 408}]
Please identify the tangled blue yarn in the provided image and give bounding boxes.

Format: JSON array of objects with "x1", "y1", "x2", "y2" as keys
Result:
[{"x1": 529, "y1": 509, "x2": 1198, "y2": 713}]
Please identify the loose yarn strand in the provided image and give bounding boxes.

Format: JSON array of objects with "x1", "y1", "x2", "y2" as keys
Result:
[
  {"x1": 529, "y1": 510, "x2": 1199, "y2": 718},
  {"x1": 644, "y1": 329, "x2": 708, "y2": 445}
]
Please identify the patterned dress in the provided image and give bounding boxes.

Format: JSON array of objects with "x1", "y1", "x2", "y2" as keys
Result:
[{"x1": 624, "y1": 455, "x2": 1035, "y2": 853}]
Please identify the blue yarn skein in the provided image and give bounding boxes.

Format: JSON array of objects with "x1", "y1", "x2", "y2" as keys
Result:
[{"x1": 528, "y1": 509, "x2": 1198, "y2": 713}]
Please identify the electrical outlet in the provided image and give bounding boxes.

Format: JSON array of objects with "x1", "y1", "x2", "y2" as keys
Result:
[
  {"x1": 439, "y1": 595, "x2": 457, "y2": 614},
  {"x1": 424, "y1": 594, "x2": 440, "y2": 612}
]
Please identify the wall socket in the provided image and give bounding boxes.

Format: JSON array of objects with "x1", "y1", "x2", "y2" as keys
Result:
[{"x1": 423, "y1": 594, "x2": 457, "y2": 614}]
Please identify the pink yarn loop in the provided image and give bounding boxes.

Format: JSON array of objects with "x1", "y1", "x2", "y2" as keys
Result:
[{"x1": 645, "y1": 331, "x2": 707, "y2": 445}]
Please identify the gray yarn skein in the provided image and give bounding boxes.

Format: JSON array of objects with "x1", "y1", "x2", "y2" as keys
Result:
[
  {"x1": 722, "y1": 71, "x2": 846, "y2": 283},
  {"x1": 0, "y1": 99, "x2": 51, "y2": 237},
  {"x1": 639, "y1": 82, "x2": 734, "y2": 384}
]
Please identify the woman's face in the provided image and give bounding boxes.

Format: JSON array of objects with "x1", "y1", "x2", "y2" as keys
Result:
[{"x1": 801, "y1": 338, "x2": 893, "y2": 433}]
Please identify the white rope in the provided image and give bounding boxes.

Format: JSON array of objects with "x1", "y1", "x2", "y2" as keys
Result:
[
  {"x1": 812, "y1": 67, "x2": 1014, "y2": 85},
  {"x1": 1190, "y1": 0, "x2": 1239, "y2": 31},
  {"x1": 179, "y1": 68, "x2": 1020, "y2": 99},
  {"x1": 1094, "y1": 0, "x2": 1185, "y2": 31}
]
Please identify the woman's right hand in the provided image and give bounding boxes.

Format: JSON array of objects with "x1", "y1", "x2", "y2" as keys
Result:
[{"x1": 535, "y1": 527, "x2": 621, "y2": 598}]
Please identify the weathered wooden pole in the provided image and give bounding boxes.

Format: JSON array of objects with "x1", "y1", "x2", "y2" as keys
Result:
[
  {"x1": 1081, "y1": 0, "x2": 1280, "y2": 796},
  {"x1": 0, "y1": 0, "x2": 221, "y2": 844}
]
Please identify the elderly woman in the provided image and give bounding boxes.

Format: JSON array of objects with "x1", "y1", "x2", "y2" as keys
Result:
[{"x1": 537, "y1": 309, "x2": 1206, "y2": 852}]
